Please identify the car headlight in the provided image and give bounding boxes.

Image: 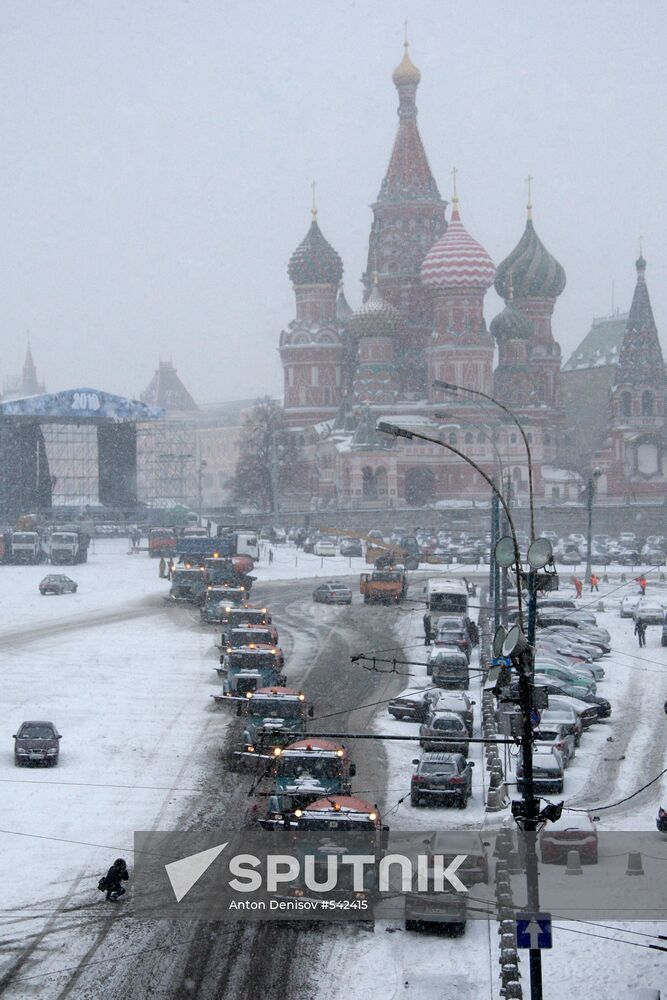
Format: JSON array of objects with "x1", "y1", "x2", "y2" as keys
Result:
[{"x1": 47, "y1": 749, "x2": 57, "y2": 755}]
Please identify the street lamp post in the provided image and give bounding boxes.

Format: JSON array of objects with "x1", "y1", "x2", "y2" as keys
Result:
[
  {"x1": 433, "y1": 379, "x2": 536, "y2": 542},
  {"x1": 378, "y1": 417, "x2": 549, "y2": 1000},
  {"x1": 377, "y1": 421, "x2": 525, "y2": 629},
  {"x1": 584, "y1": 468, "x2": 602, "y2": 585}
]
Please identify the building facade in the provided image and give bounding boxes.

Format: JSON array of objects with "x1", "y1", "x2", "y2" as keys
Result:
[{"x1": 277, "y1": 45, "x2": 585, "y2": 509}]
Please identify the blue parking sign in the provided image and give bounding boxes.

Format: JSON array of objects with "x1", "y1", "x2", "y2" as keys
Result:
[{"x1": 515, "y1": 912, "x2": 552, "y2": 949}]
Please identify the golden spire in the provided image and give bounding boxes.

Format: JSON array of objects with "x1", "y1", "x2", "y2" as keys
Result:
[
  {"x1": 639, "y1": 234, "x2": 644, "y2": 257},
  {"x1": 310, "y1": 180, "x2": 317, "y2": 220},
  {"x1": 392, "y1": 28, "x2": 421, "y2": 86},
  {"x1": 526, "y1": 174, "x2": 534, "y2": 220},
  {"x1": 451, "y1": 166, "x2": 459, "y2": 204}
]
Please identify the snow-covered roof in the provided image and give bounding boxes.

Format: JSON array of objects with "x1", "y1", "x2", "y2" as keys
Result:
[{"x1": 540, "y1": 465, "x2": 583, "y2": 483}]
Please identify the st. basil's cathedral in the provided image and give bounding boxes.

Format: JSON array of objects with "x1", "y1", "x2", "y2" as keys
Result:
[{"x1": 278, "y1": 44, "x2": 667, "y2": 509}]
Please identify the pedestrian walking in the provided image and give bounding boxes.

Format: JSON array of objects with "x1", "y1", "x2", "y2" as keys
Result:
[
  {"x1": 423, "y1": 611, "x2": 432, "y2": 646},
  {"x1": 635, "y1": 618, "x2": 647, "y2": 648},
  {"x1": 467, "y1": 619, "x2": 479, "y2": 647},
  {"x1": 590, "y1": 573, "x2": 600, "y2": 593},
  {"x1": 158, "y1": 556, "x2": 166, "y2": 578},
  {"x1": 167, "y1": 558, "x2": 174, "y2": 580},
  {"x1": 636, "y1": 575, "x2": 647, "y2": 596},
  {"x1": 573, "y1": 577, "x2": 583, "y2": 599}
]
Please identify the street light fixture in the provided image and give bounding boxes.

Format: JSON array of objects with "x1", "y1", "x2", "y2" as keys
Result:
[{"x1": 432, "y1": 379, "x2": 536, "y2": 542}]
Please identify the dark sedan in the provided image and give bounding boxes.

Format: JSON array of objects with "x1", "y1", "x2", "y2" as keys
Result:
[
  {"x1": 39, "y1": 575, "x2": 78, "y2": 595},
  {"x1": 14, "y1": 720, "x2": 62, "y2": 766}
]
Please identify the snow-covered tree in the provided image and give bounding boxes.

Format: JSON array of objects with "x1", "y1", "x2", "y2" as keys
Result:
[{"x1": 231, "y1": 398, "x2": 298, "y2": 512}]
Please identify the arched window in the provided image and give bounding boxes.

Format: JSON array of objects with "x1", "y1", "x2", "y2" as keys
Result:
[
  {"x1": 620, "y1": 391, "x2": 632, "y2": 417},
  {"x1": 477, "y1": 432, "x2": 485, "y2": 445},
  {"x1": 510, "y1": 433, "x2": 517, "y2": 444},
  {"x1": 642, "y1": 391, "x2": 654, "y2": 416},
  {"x1": 449, "y1": 432, "x2": 457, "y2": 445},
  {"x1": 465, "y1": 432, "x2": 474, "y2": 444},
  {"x1": 526, "y1": 432, "x2": 533, "y2": 443},
  {"x1": 544, "y1": 433, "x2": 551, "y2": 445}
]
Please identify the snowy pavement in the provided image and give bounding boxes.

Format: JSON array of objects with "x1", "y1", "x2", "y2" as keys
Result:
[{"x1": 0, "y1": 540, "x2": 230, "y2": 996}]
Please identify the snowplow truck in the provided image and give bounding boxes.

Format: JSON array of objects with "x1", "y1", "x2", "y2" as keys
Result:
[{"x1": 360, "y1": 568, "x2": 408, "y2": 604}]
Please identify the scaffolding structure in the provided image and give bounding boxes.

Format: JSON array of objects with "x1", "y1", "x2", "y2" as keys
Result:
[
  {"x1": 136, "y1": 419, "x2": 199, "y2": 508},
  {"x1": 42, "y1": 423, "x2": 100, "y2": 506}
]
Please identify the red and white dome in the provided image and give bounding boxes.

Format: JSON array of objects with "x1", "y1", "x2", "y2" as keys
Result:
[{"x1": 421, "y1": 202, "x2": 495, "y2": 290}]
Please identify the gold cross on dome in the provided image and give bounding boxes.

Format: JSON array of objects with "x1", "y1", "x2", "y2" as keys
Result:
[{"x1": 526, "y1": 174, "x2": 534, "y2": 218}]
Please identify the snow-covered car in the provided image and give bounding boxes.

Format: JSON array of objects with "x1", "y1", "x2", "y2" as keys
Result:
[
  {"x1": 540, "y1": 705, "x2": 583, "y2": 745},
  {"x1": 558, "y1": 547, "x2": 583, "y2": 565},
  {"x1": 388, "y1": 687, "x2": 438, "y2": 722},
  {"x1": 633, "y1": 600, "x2": 665, "y2": 626},
  {"x1": 620, "y1": 594, "x2": 641, "y2": 618},
  {"x1": 429, "y1": 691, "x2": 475, "y2": 735},
  {"x1": 39, "y1": 574, "x2": 78, "y2": 595},
  {"x1": 14, "y1": 720, "x2": 61, "y2": 766},
  {"x1": 410, "y1": 751, "x2": 474, "y2": 808},
  {"x1": 313, "y1": 540, "x2": 336, "y2": 557},
  {"x1": 517, "y1": 748, "x2": 564, "y2": 794},
  {"x1": 533, "y1": 724, "x2": 576, "y2": 767},
  {"x1": 539, "y1": 813, "x2": 598, "y2": 864},
  {"x1": 419, "y1": 710, "x2": 469, "y2": 753},
  {"x1": 312, "y1": 581, "x2": 352, "y2": 604},
  {"x1": 534, "y1": 685, "x2": 605, "y2": 726},
  {"x1": 339, "y1": 538, "x2": 362, "y2": 557}
]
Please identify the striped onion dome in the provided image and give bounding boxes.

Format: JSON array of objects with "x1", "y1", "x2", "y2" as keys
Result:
[
  {"x1": 494, "y1": 217, "x2": 566, "y2": 300},
  {"x1": 348, "y1": 274, "x2": 404, "y2": 338},
  {"x1": 490, "y1": 295, "x2": 533, "y2": 342},
  {"x1": 421, "y1": 201, "x2": 495, "y2": 290}
]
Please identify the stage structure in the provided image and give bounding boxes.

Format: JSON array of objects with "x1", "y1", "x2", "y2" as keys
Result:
[{"x1": 0, "y1": 388, "x2": 165, "y2": 518}]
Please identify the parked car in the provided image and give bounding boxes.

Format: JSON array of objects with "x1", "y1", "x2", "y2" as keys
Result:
[
  {"x1": 434, "y1": 627, "x2": 471, "y2": 662},
  {"x1": 410, "y1": 752, "x2": 474, "y2": 808},
  {"x1": 404, "y1": 877, "x2": 467, "y2": 935},
  {"x1": 428, "y1": 649, "x2": 470, "y2": 689},
  {"x1": 39, "y1": 574, "x2": 78, "y2": 595},
  {"x1": 517, "y1": 748, "x2": 564, "y2": 794},
  {"x1": 422, "y1": 830, "x2": 489, "y2": 887},
  {"x1": 14, "y1": 720, "x2": 61, "y2": 766},
  {"x1": 540, "y1": 705, "x2": 584, "y2": 745},
  {"x1": 633, "y1": 600, "x2": 665, "y2": 626},
  {"x1": 339, "y1": 538, "x2": 362, "y2": 557},
  {"x1": 312, "y1": 581, "x2": 352, "y2": 605},
  {"x1": 419, "y1": 710, "x2": 469, "y2": 754},
  {"x1": 313, "y1": 540, "x2": 337, "y2": 557},
  {"x1": 534, "y1": 663, "x2": 597, "y2": 694},
  {"x1": 534, "y1": 682, "x2": 607, "y2": 725},
  {"x1": 429, "y1": 691, "x2": 475, "y2": 735},
  {"x1": 533, "y1": 724, "x2": 576, "y2": 767},
  {"x1": 388, "y1": 687, "x2": 439, "y2": 722},
  {"x1": 539, "y1": 813, "x2": 598, "y2": 864}
]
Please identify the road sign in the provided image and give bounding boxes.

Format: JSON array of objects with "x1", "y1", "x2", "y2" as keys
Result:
[
  {"x1": 491, "y1": 656, "x2": 512, "y2": 667},
  {"x1": 515, "y1": 912, "x2": 552, "y2": 949},
  {"x1": 530, "y1": 708, "x2": 541, "y2": 729}
]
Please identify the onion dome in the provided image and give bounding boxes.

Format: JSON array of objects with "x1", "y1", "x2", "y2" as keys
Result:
[
  {"x1": 349, "y1": 274, "x2": 404, "y2": 338},
  {"x1": 490, "y1": 279, "x2": 533, "y2": 341},
  {"x1": 494, "y1": 213, "x2": 566, "y2": 300},
  {"x1": 392, "y1": 42, "x2": 421, "y2": 87},
  {"x1": 288, "y1": 215, "x2": 343, "y2": 287},
  {"x1": 421, "y1": 198, "x2": 495, "y2": 290}
]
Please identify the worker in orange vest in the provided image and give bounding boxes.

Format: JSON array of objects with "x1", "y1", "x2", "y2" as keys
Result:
[
  {"x1": 636, "y1": 575, "x2": 647, "y2": 596},
  {"x1": 589, "y1": 573, "x2": 600, "y2": 593}
]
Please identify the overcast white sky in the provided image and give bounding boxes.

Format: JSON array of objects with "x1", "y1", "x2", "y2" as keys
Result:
[{"x1": 1, "y1": 0, "x2": 666, "y2": 404}]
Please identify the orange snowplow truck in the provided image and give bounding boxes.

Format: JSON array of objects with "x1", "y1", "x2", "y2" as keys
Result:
[{"x1": 360, "y1": 567, "x2": 408, "y2": 604}]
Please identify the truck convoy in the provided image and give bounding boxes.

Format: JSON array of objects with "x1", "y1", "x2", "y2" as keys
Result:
[
  {"x1": 218, "y1": 647, "x2": 287, "y2": 696},
  {"x1": 148, "y1": 528, "x2": 177, "y2": 558},
  {"x1": 200, "y1": 584, "x2": 248, "y2": 623}
]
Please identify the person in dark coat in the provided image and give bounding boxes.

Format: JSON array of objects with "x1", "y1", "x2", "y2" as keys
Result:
[
  {"x1": 467, "y1": 619, "x2": 480, "y2": 647},
  {"x1": 105, "y1": 858, "x2": 129, "y2": 901},
  {"x1": 423, "y1": 612, "x2": 432, "y2": 646},
  {"x1": 634, "y1": 618, "x2": 647, "y2": 648},
  {"x1": 158, "y1": 556, "x2": 166, "y2": 578}
]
